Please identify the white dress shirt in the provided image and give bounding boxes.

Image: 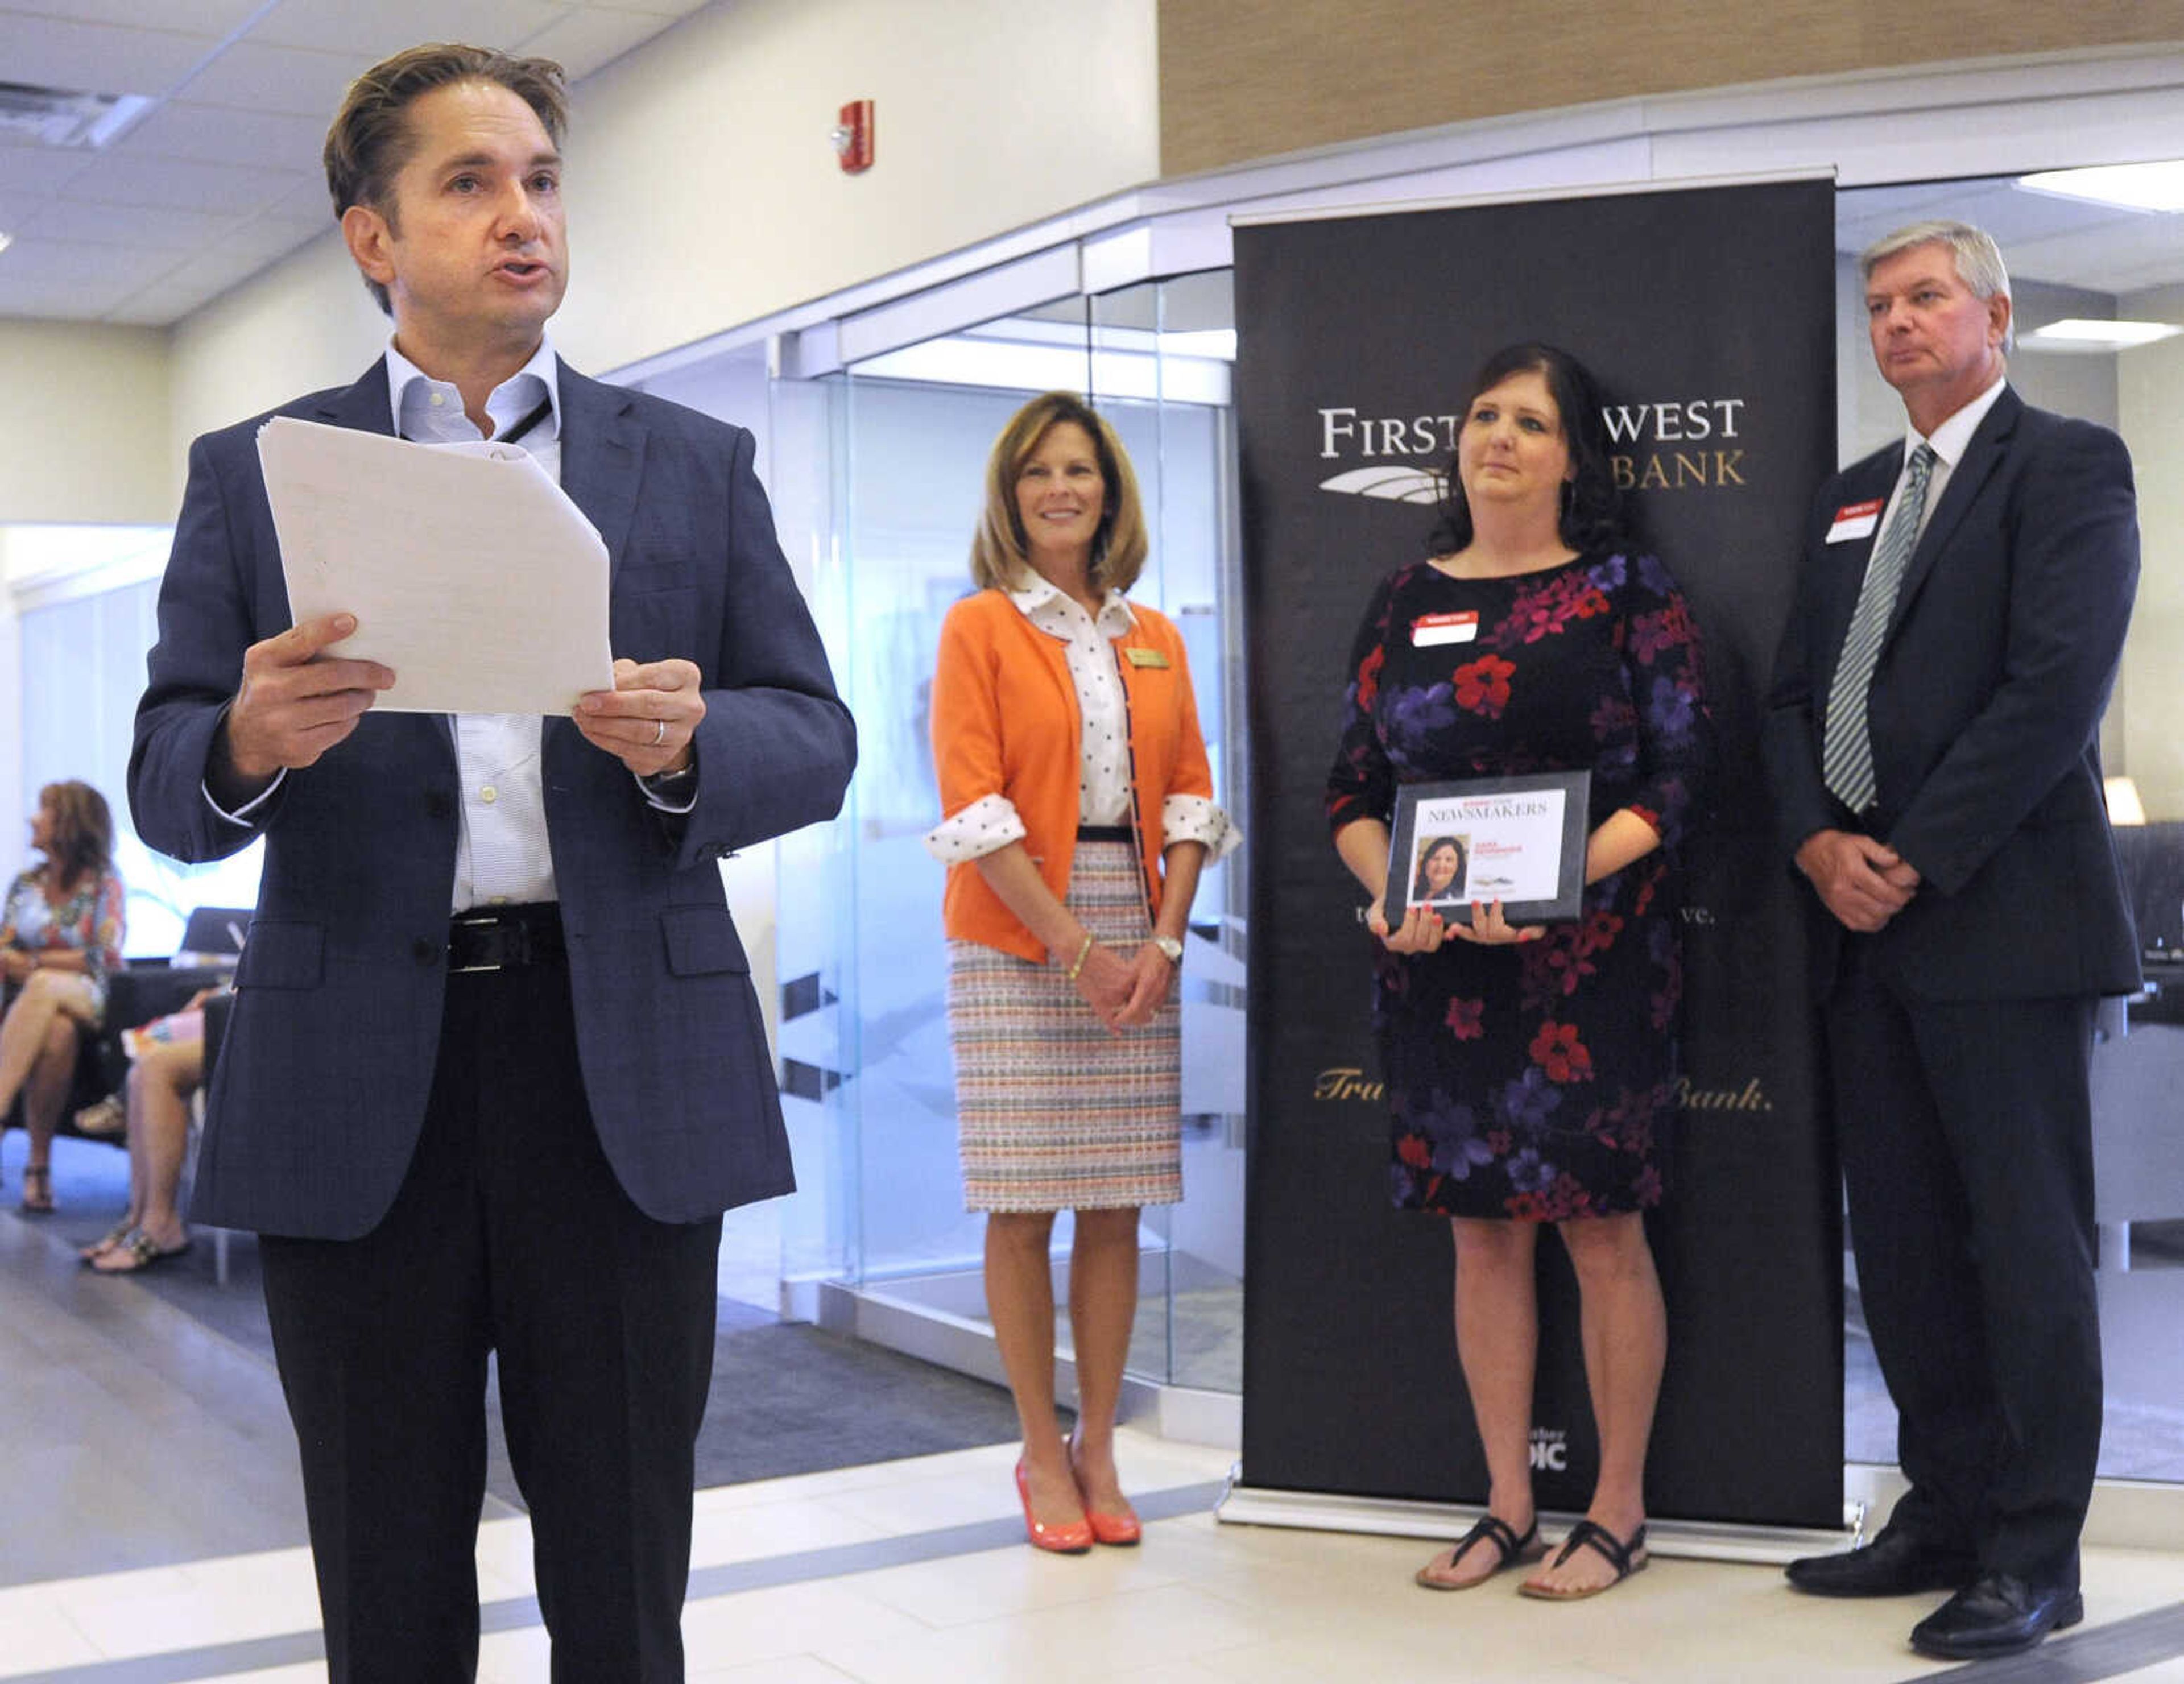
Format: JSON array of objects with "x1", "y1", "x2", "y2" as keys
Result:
[{"x1": 1880, "y1": 374, "x2": 2008, "y2": 549}]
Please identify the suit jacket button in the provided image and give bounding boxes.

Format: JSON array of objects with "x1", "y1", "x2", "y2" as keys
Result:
[
  {"x1": 424, "y1": 789, "x2": 453, "y2": 820},
  {"x1": 412, "y1": 937, "x2": 438, "y2": 966}
]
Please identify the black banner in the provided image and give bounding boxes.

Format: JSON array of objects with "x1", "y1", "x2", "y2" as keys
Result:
[{"x1": 1236, "y1": 180, "x2": 1842, "y2": 1527}]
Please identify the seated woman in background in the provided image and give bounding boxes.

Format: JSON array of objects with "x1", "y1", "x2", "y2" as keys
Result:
[
  {"x1": 0, "y1": 781, "x2": 126, "y2": 1215},
  {"x1": 80, "y1": 995, "x2": 215, "y2": 1273}
]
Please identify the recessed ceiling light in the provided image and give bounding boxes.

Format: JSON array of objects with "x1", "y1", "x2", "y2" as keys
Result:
[
  {"x1": 2018, "y1": 161, "x2": 2184, "y2": 213},
  {"x1": 0, "y1": 231, "x2": 13, "y2": 257},
  {"x1": 2020, "y1": 318, "x2": 2183, "y2": 351}
]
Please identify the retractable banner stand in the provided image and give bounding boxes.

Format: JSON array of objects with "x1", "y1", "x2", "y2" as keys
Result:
[{"x1": 1235, "y1": 179, "x2": 1843, "y2": 1530}]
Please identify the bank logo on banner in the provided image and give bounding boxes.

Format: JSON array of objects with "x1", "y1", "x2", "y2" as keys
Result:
[
  {"x1": 1314, "y1": 399, "x2": 1755, "y2": 499},
  {"x1": 1528, "y1": 1428, "x2": 1569, "y2": 1473}
]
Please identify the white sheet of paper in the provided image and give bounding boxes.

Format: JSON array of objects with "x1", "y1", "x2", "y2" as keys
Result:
[{"x1": 258, "y1": 416, "x2": 615, "y2": 715}]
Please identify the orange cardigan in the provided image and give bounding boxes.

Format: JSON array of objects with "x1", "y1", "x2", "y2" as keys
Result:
[{"x1": 930, "y1": 588, "x2": 1216, "y2": 963}]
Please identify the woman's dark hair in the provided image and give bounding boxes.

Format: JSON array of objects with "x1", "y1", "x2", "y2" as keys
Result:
[
  {"x1": 39, "y1": 780, "x2": 113, "y2": 886},
  {"x1": 1426, "y1": 342, "x2": 1625, "y2": 557},
  {"x1": 1409, "y1": 835, "x2": 1465, "y2": 903}
]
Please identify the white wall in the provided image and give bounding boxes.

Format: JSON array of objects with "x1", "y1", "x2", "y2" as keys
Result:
[
  {"x1": 557, "y1": 0, "x2": 1159, "y2": 375},
  {"x1": 0, "y1": 322, "x2": 174, "y2": 526},
  {"x1": 167, "y1": 239, "x2": 391, "y2": 481},
  {"x1": 167, "y1": 0, "x2": 1161, "y2": 460}
]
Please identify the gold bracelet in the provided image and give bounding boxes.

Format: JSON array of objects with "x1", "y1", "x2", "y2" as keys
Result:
[{"x1": 1065, "y1": 932, "x2": 1095, "y2": 980}]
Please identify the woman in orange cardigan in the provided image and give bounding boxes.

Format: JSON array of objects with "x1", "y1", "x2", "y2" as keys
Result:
[{"x1": 927, "y1": 392, "x2": 1237, "y2": 1553}]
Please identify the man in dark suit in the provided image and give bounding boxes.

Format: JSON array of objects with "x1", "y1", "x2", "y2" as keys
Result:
[
  {"x1": 1764, "y1": 220, "x2": 2138, "y2": 1660},
  {"x1": 130, "y1": 44, "x2": 854, "y2": 1682}
]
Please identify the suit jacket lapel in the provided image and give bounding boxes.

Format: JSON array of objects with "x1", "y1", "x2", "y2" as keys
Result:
[
  {"x1": 547, "y1": 359, "x2": 646, "y2": 769},
  {"x1": 555, "y1": 359, "x2": 645, "y2": 588},
  {"x1": 311, "y1": 361, "x2": 398, "y2": 436},
  {"x1": 1884, "y1": 387, "x2": 2019, "y2": 644}
]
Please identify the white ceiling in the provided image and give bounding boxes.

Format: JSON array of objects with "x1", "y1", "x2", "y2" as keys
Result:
[
  {"x1": 10, "y1": 11, "x2": 2184, "y2": 330},
  {"x1": 1839, "y1": 178, "x2": 2184, "y2": 301},
  {"x1": 0, "y1": 0, "x2": 711, "y2": 326}
]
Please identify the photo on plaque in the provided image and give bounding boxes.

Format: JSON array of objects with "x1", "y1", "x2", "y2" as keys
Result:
[{"x1": 1387, "y1": 770, "x2": 1591, "y2": 925}]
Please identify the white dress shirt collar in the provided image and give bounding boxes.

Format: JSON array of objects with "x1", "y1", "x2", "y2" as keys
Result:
[
  {"x1": 385, "y1": 336, "x2": 562, "y2": 446},
  {"x1": 1907, "y1": 374, "x2": 2007, "y2": 471}
]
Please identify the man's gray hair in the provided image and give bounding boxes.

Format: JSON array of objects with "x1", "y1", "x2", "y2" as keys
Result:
[{"x1": 1859, "y1": 220, "x2": 2013, "y2": 352}]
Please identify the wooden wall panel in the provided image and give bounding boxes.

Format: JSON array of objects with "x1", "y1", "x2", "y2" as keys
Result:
[{"x1": 1157, "y1": 1, "x2": 2184, "y2": 177}]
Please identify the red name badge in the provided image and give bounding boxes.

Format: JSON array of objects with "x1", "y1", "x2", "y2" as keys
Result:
[
  {"x1": 1412, "y1": 611, "x2": 1480, "y2": 648},
  {"x1": 1826, "y1": 499, "x2": 1884, "y2": 544}
]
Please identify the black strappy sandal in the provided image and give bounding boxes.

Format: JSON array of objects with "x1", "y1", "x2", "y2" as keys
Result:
[
  {"x1": 1519, "y1": 1518, "x2": 1648, "y2": 1599},
  {"x1": 1414, "y1": 1513, "x2": 1546, "y2": 1590}
]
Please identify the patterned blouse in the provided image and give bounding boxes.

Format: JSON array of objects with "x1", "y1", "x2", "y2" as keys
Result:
[{"x1": 2, "y1": 867, "x2": 127, "y2": 1015}]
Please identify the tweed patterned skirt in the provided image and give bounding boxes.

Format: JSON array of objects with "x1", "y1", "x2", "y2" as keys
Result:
[{"x1": 947, "y1": 839, "x2": 1182, "y2": 1213}]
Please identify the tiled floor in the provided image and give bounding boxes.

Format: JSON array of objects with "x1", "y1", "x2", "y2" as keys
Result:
[
  {"x1": 6, "y1": 1435, "x2": 2184, "y2": 1682},
  {"x1": 6, "y1": 1182, "x2": 2183, "y2": 1683}
]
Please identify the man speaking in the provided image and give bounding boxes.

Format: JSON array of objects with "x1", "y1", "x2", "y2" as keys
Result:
[
  {"x1": 1764, "y1": 220, "x2": 2137, "y2": 1660},
  {"x1": 130, "y1": 44, "x2": 855, "y2": 1681}
]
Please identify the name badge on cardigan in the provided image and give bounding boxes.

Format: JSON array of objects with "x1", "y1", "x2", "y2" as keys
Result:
[{"x1": 1122, "y1": 646, "x2": 1170, "y2": 668}]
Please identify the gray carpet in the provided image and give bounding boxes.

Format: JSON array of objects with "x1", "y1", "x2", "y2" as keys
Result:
[{"x1": 14, "y1": 1135, "x2": 1026, "y2": 1508}]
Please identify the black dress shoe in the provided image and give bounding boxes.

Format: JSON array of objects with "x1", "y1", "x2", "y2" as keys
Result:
[
  {"x1": 1910, "y1": 1574, "x2": 2083, "y2": 1660},
  {"x1": 1785, "y1": 1528, "x2": 1976, "y2": 1597}
]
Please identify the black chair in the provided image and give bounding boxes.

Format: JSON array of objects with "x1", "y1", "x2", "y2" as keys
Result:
[{"x1": 176, "y1": 907, "x2": 252, "y2": 963}]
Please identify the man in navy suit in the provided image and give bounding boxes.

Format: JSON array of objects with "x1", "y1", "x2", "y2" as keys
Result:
[
  {"x1": 1764, "y1": 221, "x2": 2138, "y2": 1660},
  {"x1": 130, "y1": 44, "x2": 854, "y2": 1682}
]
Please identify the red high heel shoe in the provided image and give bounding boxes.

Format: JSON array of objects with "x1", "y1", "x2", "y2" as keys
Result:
[
  {"x1": 1068, "y1": 1442, "x2": 1143, "y2": 1546},
  {"x1": 1015, "y1": 1460, "x2": 1093, "y2": 1554},
  {"x1": 1081, "y1": 1502, "x2": 1142, "y2": 1548}
]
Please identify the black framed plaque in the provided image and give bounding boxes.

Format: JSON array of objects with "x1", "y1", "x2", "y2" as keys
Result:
[{"x1": 1388, "y1": 770, "x2": 1591, "y2": 924}]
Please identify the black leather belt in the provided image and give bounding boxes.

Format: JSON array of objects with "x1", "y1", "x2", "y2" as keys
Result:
[
  {"x1": 448, "y1": 903, "x2": 566, "y2": 973},
  {"x1": 1076, "y1": 825, "x2": 1134, "y2": 842}
]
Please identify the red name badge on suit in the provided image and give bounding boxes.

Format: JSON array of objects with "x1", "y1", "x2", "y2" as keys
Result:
[
  {"x1": 1412, "y1": 610, "x2": 1480, "y2": 647},
  {"x1": 1826, "y1": 499, "x2": 1884, "y2": 544}
]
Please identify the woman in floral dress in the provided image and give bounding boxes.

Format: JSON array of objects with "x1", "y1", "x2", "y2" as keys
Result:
[
  {"x1": 1327, "y1": 344, "x2": 1711, "y2": 1600},
  {"x1": 1, "y1": 781, "x2": 126, "y2": 1214}
]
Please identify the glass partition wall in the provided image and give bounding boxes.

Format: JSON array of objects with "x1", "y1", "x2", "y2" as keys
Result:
[{"x1": 770, "y1": 272, "x2": 1250, "y2": 1397}]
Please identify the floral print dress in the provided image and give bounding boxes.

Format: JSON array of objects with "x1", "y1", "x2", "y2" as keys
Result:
[
  {"x1": 1, "y1": 868, "x2": 127, "y2": 1018},
  {"x1": 1326, "y1": 552, "x2": 1711, "y2": 1220}
]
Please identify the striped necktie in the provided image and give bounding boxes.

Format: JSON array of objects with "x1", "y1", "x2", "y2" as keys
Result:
[{"x1": 1822, "y1": 442, "x2": 1935, "y2": 815}]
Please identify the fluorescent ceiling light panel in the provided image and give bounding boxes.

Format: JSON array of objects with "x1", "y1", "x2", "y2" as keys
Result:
[
  {"x1": 2021, "y1": 318, "x2": 2183, "y2": 350},
  {"x1": 2018, "y1": 161, "x2": 2184, "y2": 213},
  {"x1": 0, "y1": 83, "x2": 155, "y2": 150}
]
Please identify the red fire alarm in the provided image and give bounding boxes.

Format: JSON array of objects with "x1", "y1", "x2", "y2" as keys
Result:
[{"x1": 832, "y1": 100, "x2": 874, "y2": 174}]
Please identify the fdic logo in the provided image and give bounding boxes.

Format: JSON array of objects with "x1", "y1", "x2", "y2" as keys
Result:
[
  {"x1": 1529, "y1": 1427, "x2": 1569, "y2": 1472},
  {"x1": 1314, "y1": 399, "x2": 1751, "y2": 502}
]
